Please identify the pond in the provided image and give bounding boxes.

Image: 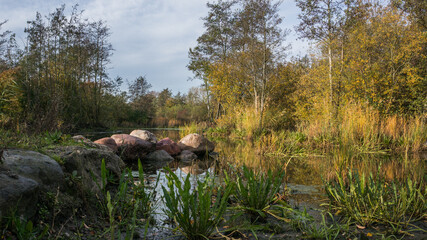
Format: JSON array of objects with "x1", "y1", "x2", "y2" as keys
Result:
[{"x1": 82, "y1": 129, "x2": 426, "y2": 239}]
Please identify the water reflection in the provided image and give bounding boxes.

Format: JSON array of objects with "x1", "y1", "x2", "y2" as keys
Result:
[
  {"x1": 215, "y1": 140, "x2": 426, "y2": 185},
  {"x1": 84, "y1": 129, "x2": 425, "y2": 212},
  {"x1": 109, "y1": 130, "x2": 425, "y2": 237}
]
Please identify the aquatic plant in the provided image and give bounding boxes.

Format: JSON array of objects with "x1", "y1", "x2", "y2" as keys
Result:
[
  {"x1": 98, "y1": 159, "x2": 158, "y2": 239},
  {"x1": 162, "y1": 168, "x2": 233, "y2": 240},
  {"x1": 325, "y1": 168, "x2": 426, "y2": 228},
  {"x1": 226, "y1": 165, "x2": 285, "y2": 219},
  {"x1": 290, "y1": 210, "x2": 350, "y2": 240}
]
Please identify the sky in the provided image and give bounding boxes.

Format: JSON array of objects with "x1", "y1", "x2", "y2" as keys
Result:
[{"x1": 0, "y1": 0, "x2": 309, "y2": 94}]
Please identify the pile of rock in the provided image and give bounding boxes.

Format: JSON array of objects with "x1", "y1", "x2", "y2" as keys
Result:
[
  {"x1": 89, "y1": 130, "x2": 215, "y2": 165},
  {"x1": 0, "y1": 130, "x2": 215, "y2": 219}
]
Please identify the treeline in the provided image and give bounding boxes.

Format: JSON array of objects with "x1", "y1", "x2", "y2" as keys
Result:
[
  {"x1": 0, "y1": 5, "x2": 208, "y2": 132},
  {"x1": 188, "y1": 0, "x2": 426, "y2": 134},
  {"x1": 122, "y1": 77, "x2": 208, "y2": 127},
  {"x1": 1, "y1": 0, "x2": 425, "y2": 136}
]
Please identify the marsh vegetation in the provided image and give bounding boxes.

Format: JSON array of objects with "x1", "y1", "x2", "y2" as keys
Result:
[{"x1": 1, "y1": 0, "x2": 426, "y2": 239}]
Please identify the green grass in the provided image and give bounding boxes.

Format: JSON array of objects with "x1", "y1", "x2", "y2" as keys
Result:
[
  {"x1": 226, "y1": 165, "x2": 286, "y2": 219},
  {"x1": 162, "y1": 168, "x2": 233, "y2": 240},
  {"x1": 98, "y1": 159, "x2": 158, "y2": 239},
  {"x1": 0, "y1": 129, "x2": 82, "y2": 152},
  {"x1": 1, "y1": 209, "x2": 48, "y2": 240},
  {"x1": 325, "y1": 168, "x2": 426, "y2": 229}
]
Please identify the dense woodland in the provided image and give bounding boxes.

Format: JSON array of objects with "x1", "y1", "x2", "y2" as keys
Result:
[{"x1": 0, "y1": 0, "x2": 426, "y2": 143}]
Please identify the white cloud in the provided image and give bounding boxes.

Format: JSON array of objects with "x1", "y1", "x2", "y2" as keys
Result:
[{"x1": 1, "y1": 0, "x2": 308, "y2": 93}]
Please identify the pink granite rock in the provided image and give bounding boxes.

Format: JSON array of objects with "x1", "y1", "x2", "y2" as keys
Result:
[{"x1": 156, "y1": 137, "x2": 181, "y2": 156}]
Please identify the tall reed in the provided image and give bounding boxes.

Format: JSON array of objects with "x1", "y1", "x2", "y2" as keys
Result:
[
  {"x1": 179, "y1": 122, "x2": 207, "y2": 138},
  {"x1": 297, "y1": 103, "x2": 426, "y2": 153}
]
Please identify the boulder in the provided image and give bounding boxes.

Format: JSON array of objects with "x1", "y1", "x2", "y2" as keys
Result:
[
  {"x1": 0, "y1": 171, "x2": 39, "y2": 219},
  {"x1": 72, "y1": 135, "x2": 112, "y2": 151},
  {"x1": 2, "y1": 149, "x2": 64, "y2": 190},
  {"x1": 157, "y1": 138, "x2": 181, "y2": 156},
  {"x1": 130, "y1": 130, "x2": 157, "y2": 144},
  {"x1": 111, "y1": 134, "x2": 155, "y2": 162},
  {"x1": 178, "y1": 133, "x2": 215, "y2": 155},
  {"x1": 47, "y1": 146, "x2": 125, "y2": 195},
  {"x1": 146, "y1": 150, "x2": 174, "y2": 162},
  {"x1": 94, "y1": 137, "x2": 118, "y2": 152},
  {"x1": 176, "y1": 150, "x2": 198, "y2": 163}
]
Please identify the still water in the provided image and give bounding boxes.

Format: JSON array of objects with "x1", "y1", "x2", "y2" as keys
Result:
[{"x1": 83, "y1": 129, "x2": 426, "y2": 238}]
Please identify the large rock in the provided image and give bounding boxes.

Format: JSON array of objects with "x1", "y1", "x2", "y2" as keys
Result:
[
  {"x1": 178, "y1": 133, "x2": 215, "y2": 155},
  {"x1": 94, "y1": 137, "x2": 118, "y2": 152},
  {"x1": 47, "y1": 146, "x2": 125, "y2": 195},
  {"x1": 146, "y1": 150, "x2": 174, "y2": 162},
  {"x1": 130, "y1": 130, "x2": 157, "y2": 144},
  {"x1": 3, "y1": 149, "x2": 64, "y2": 190},
  {"x1": 72, "y1": 135, "x2": 113, "y2": 152},
  {"x1": 138, "y1": 150, "x2": 175, "y2": 171},
  {"x1": 111, "y1": 134, "x2": 156, "y2": 162},
  {"x1": 176, "y1": 150, "x2": 198, "y2": 163},
  {"x1": 157, "y1": 138, "x2": 181, "y2": 156},
  {"x1": 0, "y1": 171, "x2": 39, "y2": 219}
]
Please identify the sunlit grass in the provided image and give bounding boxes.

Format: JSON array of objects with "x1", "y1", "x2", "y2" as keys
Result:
[
  {"x1": 209, "y1": 103, "x2": 426, "y2": 155},
  {"x1": 179, "y1": 122, "x2": 207, "y2": 138}
]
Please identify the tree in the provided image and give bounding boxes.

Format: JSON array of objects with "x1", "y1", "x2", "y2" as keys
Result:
[
  {"x1": 0, "y1": 20, "x2": 12, "y2": 72},
  {"x1": 157, "y1": 88, "x2": 173, "y2": 108},
  {"x1": 128, "y1": 76, "x2": 151, "y2": 102},
  {"x1": 127, "y1": 76, "x2": 154, "y2": 125},
  {"x1": 340, "y1": 3, "x2": 426, "y2": 114},
  {"x1": 19, "y1": 5, "x2": 114, "y2": 131},
  {"x1": 190, "y1": 0, "x2": 292, "y2": 130},
  {"x1": 235, "y1": 0, "x2": 289, "y2": 127},
  {"x1": 393, "y1": 0, "x2": 427, "y2": 30},
  {"x1": 295, "y1": 0, "x2": 352, "y2": 122},
  {"x1": 188, "y1": 0, "x2": 237, "y2": 120}
]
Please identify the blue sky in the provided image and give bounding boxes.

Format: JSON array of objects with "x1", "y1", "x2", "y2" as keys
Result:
[{"x1": 1, "y1": 0, "x2": 310, "y2": 94}]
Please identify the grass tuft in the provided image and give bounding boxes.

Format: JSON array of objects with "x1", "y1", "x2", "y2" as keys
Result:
[
  {"x1": 162, "y1": 168, "x2": 233, "y2": 240},
  {"x1": 325, "y1": 168, "x2": 426, "y2": 228},
  {"x1": 226, "y1": 165, "x2": 286, "y2": 219}
]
